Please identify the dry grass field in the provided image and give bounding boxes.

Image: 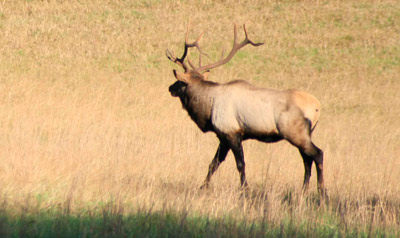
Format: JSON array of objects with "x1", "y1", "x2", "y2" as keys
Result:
[{"x1": 0, "y1": 0, "x2": 399, "y2": 236}]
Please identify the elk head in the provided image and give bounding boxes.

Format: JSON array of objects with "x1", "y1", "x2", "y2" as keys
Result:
[{"x1": 166, "y1": 23, "x2": 264, "y2": 97}]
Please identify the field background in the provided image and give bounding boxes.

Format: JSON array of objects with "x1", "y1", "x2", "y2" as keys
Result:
[{"x1": 0, "y1": 0, "x2": 399, "y2": 236}]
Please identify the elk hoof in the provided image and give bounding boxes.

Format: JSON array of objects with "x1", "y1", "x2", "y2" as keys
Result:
[
  {"x1": 200, "y1": 183, "x2": 209, "y2": 190},
  {"x1": 319, "y1": 188, "x2": 329, "y2": 204}
]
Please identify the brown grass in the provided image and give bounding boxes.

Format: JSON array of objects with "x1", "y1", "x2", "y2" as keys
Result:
[{"x1": 0, "y1": 0, "x2": 399, "y2": 232}]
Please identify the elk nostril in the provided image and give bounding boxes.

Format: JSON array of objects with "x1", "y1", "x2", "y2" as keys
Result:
[{"x1": 168, "y1": 85, "x2": 176, "y2": 96}]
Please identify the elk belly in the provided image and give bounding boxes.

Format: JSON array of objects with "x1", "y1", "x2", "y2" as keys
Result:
[{"x1": 236, "y1": 98, "x2": 279, "y2": 136}]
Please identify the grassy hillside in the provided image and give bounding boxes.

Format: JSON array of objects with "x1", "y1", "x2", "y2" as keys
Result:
[{"x1": 0, "y1": 0, "x2": 399, "y2": 237}]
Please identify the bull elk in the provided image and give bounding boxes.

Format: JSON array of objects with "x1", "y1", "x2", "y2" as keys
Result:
[{"x1": 166, "y1": 23, "x2": 326, "y2": 198}]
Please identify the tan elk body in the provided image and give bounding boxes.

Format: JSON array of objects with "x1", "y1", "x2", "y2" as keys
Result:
[{"x1": 167, "y1": 24, "x2": 326, "y2": 197}]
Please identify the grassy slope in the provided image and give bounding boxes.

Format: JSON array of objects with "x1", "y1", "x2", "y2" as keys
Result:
[
  {"x1": 0, "y1": 0, "x2": 399, "y2": 237},
  {"x1": 2, "y1": 209, "x2": 398, "y2": 238}
]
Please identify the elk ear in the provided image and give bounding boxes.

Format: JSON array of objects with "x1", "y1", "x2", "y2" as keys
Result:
[{"x1": 173, "y1": 70, "x2": 190, "y2": 83}]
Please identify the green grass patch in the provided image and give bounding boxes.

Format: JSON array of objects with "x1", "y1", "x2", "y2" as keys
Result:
[{"x1": 0, "y1": 204, "x2": 398, "y2": 238}]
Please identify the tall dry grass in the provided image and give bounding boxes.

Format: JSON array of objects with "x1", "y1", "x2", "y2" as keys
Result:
[{"x1": 0, "y1": 0, "x2": 399, "y2": 233}]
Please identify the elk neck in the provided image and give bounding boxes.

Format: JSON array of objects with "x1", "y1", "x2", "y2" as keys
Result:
[{"x1": 179, "y1": 79, "x2": 218, "y2": 133}]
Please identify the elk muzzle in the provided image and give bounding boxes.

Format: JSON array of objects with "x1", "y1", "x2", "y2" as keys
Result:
[{"x1": 169, "y1": 81, "x2": 187, "y2": 97}]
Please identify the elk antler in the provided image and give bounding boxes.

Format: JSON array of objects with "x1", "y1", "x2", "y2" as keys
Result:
[
  {"x1": 193, "y1": 24, "x2": 264, "y2": 73},
  {"x1": 166, "y1": 22, "x2": 207, "y2": 72}
]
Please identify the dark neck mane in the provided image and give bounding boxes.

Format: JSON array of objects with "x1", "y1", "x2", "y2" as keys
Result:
[{"x1": 179, "y1": 80, "x2": 218, "y2": 132}]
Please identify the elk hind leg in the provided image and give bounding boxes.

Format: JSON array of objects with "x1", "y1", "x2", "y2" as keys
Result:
[
  {"x1": 312, "y1": 143, "x2": 326, "y2": 199},
  {"x1": 281, "y1": 119, "x2": 326, "y2": 198},
  {"x1": 299, "y1": 142, "x2": 326, "y2": 198},
  {"x1": 200, "y1": 141, "x2": 230, "y2": 189},
  {"x1": 300, "y1": 150, "x2": 314, "y2": 193}
]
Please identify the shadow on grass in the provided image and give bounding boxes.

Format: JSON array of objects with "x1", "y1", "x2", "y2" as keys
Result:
[{"x1": 0, "y1": 199, "x2": 397, "y2": 238}]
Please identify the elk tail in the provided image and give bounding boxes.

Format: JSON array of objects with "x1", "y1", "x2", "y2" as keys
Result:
[
  {"x1": 304, "y1": 118, "x2": 318, "y2": 136},
  {"x1": 310, "y1": 121, "x2": 319, "y2": 134}
]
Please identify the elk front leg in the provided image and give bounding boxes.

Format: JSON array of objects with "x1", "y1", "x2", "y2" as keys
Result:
[
  {"x1": 228, "y1": 135, "x2": 248, "y2": 188},
  {"x1": 200, "y1": 141, "x2": 230, "y2": 189}
]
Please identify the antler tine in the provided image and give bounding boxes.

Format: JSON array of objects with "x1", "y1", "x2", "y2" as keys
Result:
[
  {"x1": 166, "y1": 22, "x2": 208, "y2": 72},
  {"x1": 243, "y1": 25, "x2": 249, "y2": 40},
  {"x1": 199, "y1": 49, "x2": 202, "y2": 67},
  {"x1": 186, "y1": 30, "x2": 210, "y2": 70},
  {"x1": 185, "y1": 21, "x2": 190, "y2": 42},
  {"x1": 187, "y1": 57, "x2": 196, "y2": 69},
  {"x1": 194, "y1": 24, "x2": 264, "y2": 73},
  {"x1": 233, "y1": 23, "x2": 238, "y2": 45},
  {"x1": 242, "y1": 24, "x2": 264, "y2": 47},
  {"x1": 187, "y1": 32, "x2": 207, "y2": 55},
  {"x1": 166, "y1": 49, "x2": 184, "y2": 68}
]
